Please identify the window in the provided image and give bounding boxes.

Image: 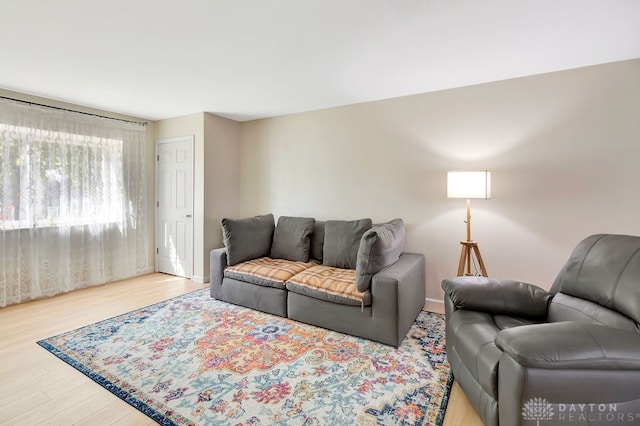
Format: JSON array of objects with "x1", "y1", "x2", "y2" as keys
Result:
[
  {"x1": 0, "y1": 124, "x2": 125, "y2": 228},
  {"x1": 1, "y1": 98, "x2": 149, "y2": 307}
]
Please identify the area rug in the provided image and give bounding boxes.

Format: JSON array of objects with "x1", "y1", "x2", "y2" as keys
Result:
[{"x1": 37, "y1": 289, "x2": 452, "y2": 425}]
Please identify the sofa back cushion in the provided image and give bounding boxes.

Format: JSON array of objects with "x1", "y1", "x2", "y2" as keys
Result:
[
  {"x1": 551, "y1": 234, "x2": 640, "y2": 326},
  {"x1": 221, "y1": 214, "x2": 275, "y2": 266},
  {"x1": 548, "y1": 293, "x2": 640, "y2": 332},
  {"x1": 323, "y1": 218, "x2": 372, "y2": 269},
  {"x1": 270, "y1": 216, "x2": 316, "y2": 262},
  {"x1": 355, "y1": 218, "x2": 406, "y2": 292},
  {"x1": 310, "y1": 220, "x2": 325, "y2": 262}
]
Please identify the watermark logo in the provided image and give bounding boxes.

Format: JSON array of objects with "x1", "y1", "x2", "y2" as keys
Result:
[
  {"x1": 522, "y1": 398, "x2": 555, "y2": 426},
  {"x1": 522, "y1": 398, "x2": 640, "y2": 424}
]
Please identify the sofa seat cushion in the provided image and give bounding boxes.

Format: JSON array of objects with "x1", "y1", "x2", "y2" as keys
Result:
[
  {"x1": 224, "y1": 257, "x2": 315, "y2": 290},
  {"x1": 286, "y1": 265, "x2": 372, "y2": 307},
  {"x1": 493, "y1": 314, "x2": 540, "y2": 330}
]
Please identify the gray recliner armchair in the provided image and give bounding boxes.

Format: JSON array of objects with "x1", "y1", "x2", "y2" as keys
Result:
[{"x1": 442, "y1": 234, "x2": 640, "y2": 426}]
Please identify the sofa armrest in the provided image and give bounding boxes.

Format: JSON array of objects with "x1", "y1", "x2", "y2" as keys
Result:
[
  {"x1": 496, "y1": 321, "x2": 640, "y2": 370},
  {"x1": 210, "y1": 247, "x2": 227, "y2": 287},
  {"x1": 373, "y1": 252, "x2": 425, "y2": 301},
  {"x1": 441, "y1": 276, "x2": 552, "y2": 319},
  {"x1": 371, "y1": 252, "x2": 425, "y2": 346}
]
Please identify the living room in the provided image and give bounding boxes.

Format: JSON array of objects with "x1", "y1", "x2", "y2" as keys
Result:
[{"x1": 1, "y1": 2, "x2": 639, "y2": 425}]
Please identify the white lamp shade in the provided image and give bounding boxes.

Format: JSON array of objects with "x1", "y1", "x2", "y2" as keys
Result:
[{"x1": 447, "y1": 171, "x2": 491, "y2": 199}]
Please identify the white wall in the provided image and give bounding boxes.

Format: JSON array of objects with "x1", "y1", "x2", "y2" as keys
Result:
[{"x1": 239, "y1": 59, "x2": 640, "y2": 301}]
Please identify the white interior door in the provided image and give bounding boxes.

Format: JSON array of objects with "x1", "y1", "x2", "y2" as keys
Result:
[{"x1": 155, "y1": 136, "x2": 194, "y2": 278}]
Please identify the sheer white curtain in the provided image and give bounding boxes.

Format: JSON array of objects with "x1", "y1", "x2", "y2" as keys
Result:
[{"x1": 0, "y1": 99, "x2": 149, "y2": 307}]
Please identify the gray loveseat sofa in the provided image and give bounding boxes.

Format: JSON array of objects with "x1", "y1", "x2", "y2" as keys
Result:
[
  {"x1": 442, "y1": 234, "x2": 640, "y2": 426},
  {"x1": 210, "y1": 214, "x2": 425, "y2": 347}
]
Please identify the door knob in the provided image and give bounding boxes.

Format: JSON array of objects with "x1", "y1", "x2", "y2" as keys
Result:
[{"x1": 185, "y1": 214, "x2": 192, "y2": 218}]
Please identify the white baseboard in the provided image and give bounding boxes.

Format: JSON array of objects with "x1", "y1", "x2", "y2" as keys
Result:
[
  {"x1": 425, "y1": 297, "x2": 444, "y2": 306},
  {"x1": 131, "y1": 267, "x2": 155, "y2": 277},
  {"x1": 192, "y1": 274, "x2": 210, "y2": 284},
  {"x1": 424, "y1": 297, "x2": 445, "y2": 313}
]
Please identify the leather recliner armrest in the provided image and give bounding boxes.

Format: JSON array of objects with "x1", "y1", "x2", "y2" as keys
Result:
[
  {"x1": 441, "y1": 276, "x2": 552, "y2": 318},
  {"x1": 495, "y1": 321, "x2": 640, "y2": 370}
]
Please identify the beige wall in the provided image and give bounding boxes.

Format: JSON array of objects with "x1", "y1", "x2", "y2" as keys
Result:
[
  {"x1": 6, "y1": 59, "x2": 639, "y2": 300},
  {"x1": 239, "y1": 59, "x2": 640, "y2": 301},
  {"x1": 155, "y1": 112, "x2": 241, "y2": 282},
  {"x1": 203, "y1": 112, "x2": 241, "y2": 271},
  {"x1": 155, "y1": 113, "x2": 205, "y2": 280}
]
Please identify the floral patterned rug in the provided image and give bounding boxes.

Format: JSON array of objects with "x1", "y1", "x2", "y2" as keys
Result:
[{"x1": 37, "y1": 289, "x2": 452, "y2": 425}]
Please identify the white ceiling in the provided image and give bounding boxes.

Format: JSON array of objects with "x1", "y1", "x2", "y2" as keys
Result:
[{"x1": 2, "y1": 0, "x2": 639, "y2": 122}]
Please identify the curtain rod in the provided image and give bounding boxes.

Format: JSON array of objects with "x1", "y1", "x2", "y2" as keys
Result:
[{"x1": 0, "y1": 95, "x2": 149, "y2": 126}]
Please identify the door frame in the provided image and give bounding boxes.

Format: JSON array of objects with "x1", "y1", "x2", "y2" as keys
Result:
[{"x1": 155, "y1": 135, "x2": 195, "y2": 278}]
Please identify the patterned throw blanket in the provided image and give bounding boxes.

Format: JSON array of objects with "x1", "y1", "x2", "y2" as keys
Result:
[
  {"x1": 224, "y1": 257, "x2": 316, "y2": 284},
  {"x1": 224, "y1": 257, "x2": 368, "y2": 306}
]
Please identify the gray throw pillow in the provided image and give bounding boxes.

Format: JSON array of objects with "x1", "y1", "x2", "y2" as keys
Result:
[
  {"x1": 270, "y1": 216, "x2": 316, "y2": 262},
  {"x1": 323, "y1": 218, "x2": 372, "y2": 269},
  {"x1": 310, "y1": 220, "x2": 325, "y2": 261},
  {"x1": 221, "y1": 214, "x2": 275, "y2": 266},
  {"x1": 355, "y1": 218, "x2": 406, "y2": 291}
]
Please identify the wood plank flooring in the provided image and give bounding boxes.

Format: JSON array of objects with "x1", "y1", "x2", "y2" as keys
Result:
[{"x1": 0, "y1": 273, "x2": 482, "y2": 425}]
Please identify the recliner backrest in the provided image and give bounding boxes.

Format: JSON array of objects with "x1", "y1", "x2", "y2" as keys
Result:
[{"x1": 549, "y1": 234, "x2": 640, "y2": 329}]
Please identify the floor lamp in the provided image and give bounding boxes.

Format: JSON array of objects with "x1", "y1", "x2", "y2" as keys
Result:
[{"x1": 447, "y1": 171, "x2": 491, "y2": 277}]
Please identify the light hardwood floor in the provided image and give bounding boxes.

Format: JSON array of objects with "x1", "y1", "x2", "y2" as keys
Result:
[{"x1": 0, "y1": 273, "x2": 483, "y2": 425}]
